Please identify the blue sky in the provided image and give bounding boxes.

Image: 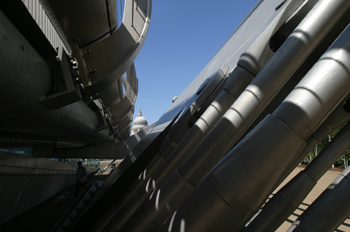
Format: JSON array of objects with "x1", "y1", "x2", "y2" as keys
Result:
[{"x1": 133, "y1": 1, "x2": 258, "y2": 125}]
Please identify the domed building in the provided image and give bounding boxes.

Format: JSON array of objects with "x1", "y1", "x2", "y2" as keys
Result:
[{"x1": 131, "y1": 107, "x2": 148, "y2": 135}]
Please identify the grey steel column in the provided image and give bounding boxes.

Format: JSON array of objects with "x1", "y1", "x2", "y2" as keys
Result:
[
  {"x1": 100, "y1": 63, "x2": 254, "y2": 232},
  {"x1": 180, "y1": 0, "x2": 350, "y2": 188},
  {"x1": 287, "y1": 167, "x2": 350, "y2": 232},
  {"x1": 243, "y1": 121, "x2": 350, "y2": 232},
  {"x1": 160, "y1": 21, "x2": 350, "y2": 232},
  {"x1": 92, "y1": 69, "x2": 226, "y2": 231},
  {"x1": 133, "y1": 68, "x2": 252, "y2": 195},
  {"x1": 270, "y1": 99, "x2": 350, "y2": 192},
  {"x1": 118, "y1": 1, "x2": 350, "y2": 231},
  {"x1": 102, "y1": 2, "x2": 318, "y2": 230}
]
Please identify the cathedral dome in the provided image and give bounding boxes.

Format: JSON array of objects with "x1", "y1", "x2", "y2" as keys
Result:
[{"x1": 132, "y1": 107, "x2": 148, "y2": 135}]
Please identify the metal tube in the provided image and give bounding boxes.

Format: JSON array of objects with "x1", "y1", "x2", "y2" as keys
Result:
[
  {"x1": 134, "y1": 67, "x2": 253, "y2": 199},
  {"x1": 119, "y1": 1, "x2": 350, "y2": 231},
  {"x1": 255, "y1": 94, "x2": 350, "y2": 198},
  {"x1": 276, "y1": 99, "x2": 350, "y2": 185},
  {"x1": 287, "y1": 167, "x2": 350, "y2": 232},
  {"x1": 103, "y1": 19, "x2": 281, "y2": 228},
  {"x1": 98, "y1": 65, "x2": 253, "y2": 232},
  {"x1": 180, "y1": 0, "x2": 350, "y2": 187},
  {"x1": 243, "y1": 121, "x2": 350, "y2": 232},
  {"x1": 104, "y1": 2, "x2": 312, "y2": 230},
  {"x1": 93, "y1": 70, "x2": 226, "y2": 231},
  {"x1": 160, "y1": 21, "x2": 350, "y2": 232}
]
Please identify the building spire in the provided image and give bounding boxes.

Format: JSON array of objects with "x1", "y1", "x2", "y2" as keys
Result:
[{"x1": 138, "y1": 107, "x2": 142, "y2": 117}]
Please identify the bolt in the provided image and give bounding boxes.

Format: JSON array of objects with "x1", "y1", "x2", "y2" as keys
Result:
[{"x1": 84, "y1": 50, "x2": 92, "y2": 55}]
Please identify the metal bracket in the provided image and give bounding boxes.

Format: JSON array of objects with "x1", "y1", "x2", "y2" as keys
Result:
[{"x1": 39, "y1": 47, "x2": 82, "y2": 109}]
